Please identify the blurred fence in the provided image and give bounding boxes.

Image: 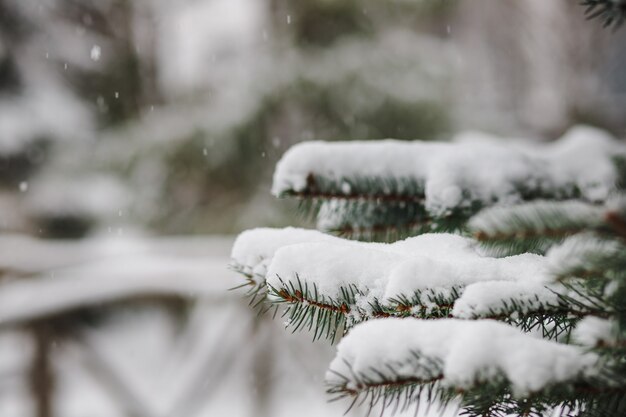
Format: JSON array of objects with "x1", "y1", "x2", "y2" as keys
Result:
[{"x1": 0, "y1": 235, "x2": 354, "y2": 417}]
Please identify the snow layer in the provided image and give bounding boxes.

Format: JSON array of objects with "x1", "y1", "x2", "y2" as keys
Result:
[
  {"x1": 545, "y1": 233, "x2": 622, "y2": 279},
  {"x1": 572, "y1": 317, "x2": 616, "y2": 348},
  {"x1": 234, "y1": 228, "x2": 554, "y2": 318},
  {"x1": 231, "y1": 227, "x2": 341, "y2": 277},
  {"x1": 270, "y1": 241, "x2": 404, "y2": 299},
  {"x1": 468, "y1": 200, "x2": 605, "y2": 239},
  {"x1": 327, "y1": 318, "x2": 597, "y2": 396},
  {"x1": 452, "y1": 281, "x2": 560, "y2": 319},
  {"x1": 273, "y1": 126, "x2": 624, "y2": 215},
  {"x1": 264, "y1": 230, "x2": 547, "y2": 305},
  {"x1": 232, "y1": 227, "x2": 478, "y2": 279}
]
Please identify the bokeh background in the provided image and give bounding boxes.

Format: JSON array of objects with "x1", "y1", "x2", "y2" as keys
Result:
[{"x1": 0, "y1": 1, "x2": 624, "y2": 416}]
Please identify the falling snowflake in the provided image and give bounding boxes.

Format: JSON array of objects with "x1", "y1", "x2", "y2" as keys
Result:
[{"x1": 90, "y1": 45, "x2": 101, "y2": 61}]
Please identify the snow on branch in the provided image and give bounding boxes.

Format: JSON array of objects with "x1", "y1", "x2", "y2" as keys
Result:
[
  {"x1": 572, "y1": 317, "x2": 617, "y2": 348},
  {"x1": 272, "y1": 127, "x2": 625, "y2": 239},
  {"x1": 315, "y1": 197, "x2": 468, "y2": 241},
  {"x1": 265, "y1": 236, "x2": 546, "y2": 304},
  {"x1": 230, "y1": 227, "x2": 341, "y2": 310},
  {"x1": 326, "y1": 318, "x2": 598, "y2": 412},
  {"x1": 541, "y1": 233, "x2": 626, "y2": 324},
  {"x1": 231, "y1": 228, "x2": 590, "y2": 339},
  {"x1": 451, "y1": 281, "x2": 560, "y2": 319},
  {"x1": 545, "y1": 233, "x2": 625, "y2": 281},
  {"x1": 469, "y1": 200, "x2": 605, "y2": 256},
  {"x1": 469, "y1": 196, "x2": 626, "y2": 256},
  {"x1": 230, "y1": 227, "x2": 339, "y2": 279}
]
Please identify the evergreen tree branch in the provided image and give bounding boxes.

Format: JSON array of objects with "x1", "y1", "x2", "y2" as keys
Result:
[
  {"x1": 326, "y1": 318, "x2": 603, "y2": 416},
  {"x1": 267, "y1": 279, "x2": 460, "y2": 340},
  {"x1": 285, "y1": 174, "x2": 426, "y2": 203},
  {"x1": 290, "y1": 174, "x2": 597, "y2": 242},
  {"x1": 469, "y1": 200, "x2": 613, "y2": 256},
  {"x1": 281, "y1": 174, "x2": 426, "y2": 204},
  {"x1": 581, "y1": 0, "x2": 626, "y2": 29},
  {"x1": 229, "y1": 264, "x2": 272, "y2": 312},
  {"x1": 327, "y1": 348, "x2": 621, "y2": 417},
  {"x1": 546, "y1": 234, "x2": 625, "y2": 282},
  {"x1": 320, "y1": 200, "x2": 471, "y2": 241}
]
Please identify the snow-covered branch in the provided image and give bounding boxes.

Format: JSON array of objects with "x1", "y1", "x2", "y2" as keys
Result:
[{"x1": 272, "y1": 127, "x2": 625, "y2": 240}]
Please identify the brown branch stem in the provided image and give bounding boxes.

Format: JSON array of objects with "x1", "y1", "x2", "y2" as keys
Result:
[{"x1": 337, "y1": 375, "x2": 444, "y2": 396}]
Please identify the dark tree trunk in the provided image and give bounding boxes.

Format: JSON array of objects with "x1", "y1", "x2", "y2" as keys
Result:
[{"x1": 30, "y1": 323, "x2": 54, "y2": 417}]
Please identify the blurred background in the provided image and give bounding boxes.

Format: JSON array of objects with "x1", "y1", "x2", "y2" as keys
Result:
[{"x1": 0, "y1": 0, "x2": 624, "y2": 416}]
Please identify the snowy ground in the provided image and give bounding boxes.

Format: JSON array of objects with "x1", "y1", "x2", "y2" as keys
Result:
[{"x1": 0, "y1": 234, "x2": 455, "y2": 417}]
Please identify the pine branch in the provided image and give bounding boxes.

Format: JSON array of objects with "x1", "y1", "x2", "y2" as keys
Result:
[
  {"x1": 552, "y1": 281, "x2": 618, "y2": 325},
  {"x1": 294, "y1": 175, "x2": 444, "y2": 242},
  {"x1": 229, "y1": 264, "x2": 273, "y2": 312},
  {"x1": 328, "y1": 332, "x2": 615, "y2": 417},
  {"x1": 318, "y1": 197, "x2": 471, "y2": 241},
  {"x1": 451, "y1": 281, "x2": 603, "y2": 340},
  {"x1": 386, "y1": 287, "x2": 460, "y2": 318},
  {"x1": 469, "y1": 200, "x2": 613, "y2": 256},
  {"x1": 460, "y1": 384, "x2": 626, "y2": 417},
  {"x1": 273, "y1": 134, "x2": 626, "y2": 241},
  {"x1": 267, "y1": 278, "x2": 459, "y2": 340},
  {"x1": 268, "y1": 277, "x2": 359, "y2": 341},
  {"x1": 330, "y1": 372, "x2": 626, "y2": 417},
  {"x1": 284, "y1": 174, "x2": 426, "y2": 204},
  {"x1": 546, "y1": 234, "x2": 625, "y2": 282},
  {"x1": 230, "y1": 227, "x2": 343, "y2": 311},
  {"x1": 507, "y1": 313, "x2": 579, "y2": 341},
  {"x1": 234, "y1": 230, "x2": 622, "y2": 344},
  {"x1": 326, "y1": 353, "x2": 455, "y2": 416},
  {"x1": 581, "y1": 0, "x2": 626, "y2": 29},
  {"x1": 268, "y1": 277, "x2": 607, "y2": 342},
  {"x1": 291, "y1": 174, "x2": 592, "y2": 242},
  {"x1": 328, "y1": 318, "x2": 598, "y2": 396},
  {"x1": 463, "y1": 306, "x2": 584, "y2": 341}
]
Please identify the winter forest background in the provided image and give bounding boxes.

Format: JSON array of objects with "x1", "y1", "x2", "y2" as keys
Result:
[{"x1": 0, "y1": 1, "x2": 625, "y2": 417}]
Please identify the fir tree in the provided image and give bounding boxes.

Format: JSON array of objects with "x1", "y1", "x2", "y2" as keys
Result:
[{"x1": 232, "y1": 126, "x2": 626, "y2": 416}]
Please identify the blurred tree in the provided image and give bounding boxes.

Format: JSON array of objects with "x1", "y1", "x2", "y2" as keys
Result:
[{"x1": 0, "y1": 0, "x2": 624, "y2": 238}]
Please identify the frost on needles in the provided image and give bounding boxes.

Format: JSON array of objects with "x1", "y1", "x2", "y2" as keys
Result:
[{"x1": 231, "y1": 125, "x2": 626, "y2": 416}]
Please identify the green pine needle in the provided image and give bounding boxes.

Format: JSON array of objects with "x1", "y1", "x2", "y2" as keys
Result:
[
  {"x1": 469, "y1": 200, "x2": 607, "y2": 256},
  {"x1": 581, "y1": 0, "x2": 626, "y2": 29}
]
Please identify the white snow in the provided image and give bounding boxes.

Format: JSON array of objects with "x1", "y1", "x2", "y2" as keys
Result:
[
  {"x1": 231, "y1": 227, "x2": 341, "y2": 278},
  {"x1": 268, "y1": 241, "x2": 404, "y2": 300},
  {"x1": 90, "y1": 45, "x2": 101, "y2": 61},
  {"x1": 452, "y1": 281, "x2": 560, "y2": 319},
  {"x1": 468, "y1": 200, "x2": 605, "y2": 238},
  {"x1": 541, "y1": 126, "x2": 621, "y2": 202},
  {"x1": 545, "y1": 233, "x2": 622, "y2": 280},
  {"x1": 262, "y1": 230, "x2": 547, "y2": 305},
  {"x1": 572, "y1": 317, "x2": 616, "y2": 348},
  {"x1": 383, "y1": 252, "x2": 547, "y2": 303},
  {"x1": 234, "y1": 228, "x2": 556, "y2": 319},
  {"x1": 272, "y1": 126, "x2": 624, "y2": 215},
  {"x1": 327, "y1": 318, "x2": 597, "y2": 397}
]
